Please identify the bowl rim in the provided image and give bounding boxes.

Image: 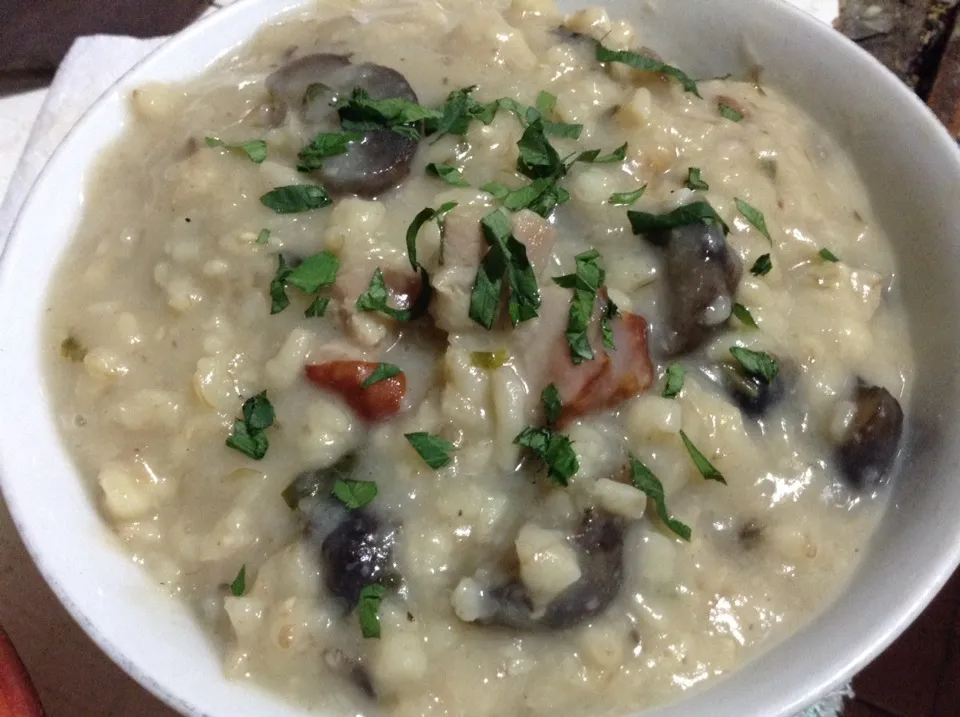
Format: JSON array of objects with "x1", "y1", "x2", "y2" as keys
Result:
[{"x1": 3, "y1": 0, "x2": 960, "y2": 716}]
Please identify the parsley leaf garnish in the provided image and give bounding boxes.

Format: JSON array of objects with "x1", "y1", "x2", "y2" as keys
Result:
[
  {"x1": 730, "y1": 346, "x2": 779, "y2": 383},
  {"x1": 282, "y1": 453, "x2": 357, "y2": 510},
  {"x1": 536, "y1": 91, "x2": 557, "y2": 114},
  {"x1": 356, "y1": 268, "x2": 432, "y2": 322},
  {"x1": 332, "y1": 479, "x2": 378, "y2": 510},
  {"x1": 226, "y1": 391, "x2": 275, "y2": 460},
  {"x1": 718, "y1": 102, "x2": 744, "y2": 122},
  {"x1": 553, "y1": 249, "x2": 606, "y2": 364},
  {"x1": 735, "y1": 198, "x2": 772, "y2": 242},
  {"x1": 255, "y1": 229, "x2": 271, "y2": 245},
  {"x1": 663, "y1": 363, "x2": 685, "y2": 398},
  {"x1": 406, "y1": 202, "x2": 458, "y2": 270},
  {"x1": 334, "y1": 87, "x2": 440, "y2": 139},
  {"x1": 601, "y1": 295, "x2": 619, "y2": 350},
  {"x1": 305, "y1": 297, "x2": 329, "y2": 317},
  {"x1": 205, "y1": 136, "x2": 267, "y2": 163},
  {"x1": 517, "y1": 118, "x2": 565, "y2": 180},
  {"x1": 819, "y1": 248, "x2": 840, "y2": 262},
  {"x1": 270, "y1": 252, "x2": 339, "y2": 317},
  {"x1": 361, "y1": 362, "x2": 402, "y2": 388},
  {"x1": 424, "y1": 86, "x2": 498, "y2": 139},
  {"x1": 358, "y1": 584, "x2": 386, "y2": 638},
  {"x1": 260, "y1": 185, "x2": 332, "y2": 214},
  {"x1": 595, "y1": 42, "x2": 701, "y2": 97},
  {"x1": 679, "y1": 430, "x2": 727, "y2": 483},
  {"x1": 574, "y1": 143, "x2": 628, "y2": 164},
  {"x1": 296, "y1": 132, "x2": 361, "y2": 173},
  {"x1": 609, "y1": 186, "x2": 647, "y2": 206},
  {"x1": 405, "y1": 432, "x2": 456, "y2": 469},
  {"x1": 751, "y1": 253, "x2": 773, "y2": 276},
  {"x1": 514, "y1": 427, "x2": 579, "y2": 486},
  {"x1": 629, "y1": 456, "x2": 691, "y2": 541},
  {"x1": 542, "y1": 383, "x2": 562, "y2": 427},
  {"x1": 628, "y1": 201, "x2": 729, "y2": 237},
  {"x1": 686, "y1": 167, "x2": 709, "y2": 190},
  {"x1": 426, "y1": 162, "x2": 469, "y2": 187},
  {"x1": 468, "y1": 209, "x2": 541, "y2": 329},
  {"x1": 731, "y1": 303, "x2": 759, "y2": 329},
  {"x1": 230, "y1": 565, "x2": 246, "y2": 596}
]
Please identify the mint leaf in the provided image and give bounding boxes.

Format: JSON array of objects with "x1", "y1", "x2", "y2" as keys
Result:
[
  {"x1": 609, "y1": 186, "x2": 646, "y2": 206},
  {"x1": 819, "y1": 248, "x2": 840, "y2": 262},
  {"x1": 686, "y1": 167, "x2": 709, "y2": 191},
  {"x1": 731, "y1": 303, "x2": 758, "y2": 329},
  {"x1": 735, "y1": 198, "x2": 772, "y2": 242},
  {"x1": 663, "y1": 363, "x2": 685, "y2": 398},
  {"x1": 205, "y1": 136, "x2": 267, "y2": 163},
  {"x1": 628, "y1": 200, "x2": 729, "y2": 237},
  {"x1": 750, "y1": 253, "x2": 773, "y2": 276},
  {"x1": 406, "y1": 202, "x2": 458, "y2": 270},
  {"x1": 514, "y1": 427, "x2": 579, "y2": 486},
  {"x1": 542, "y1": 383, "x2": 562, "y2": 427},
  {"x1": 595, "y1": 42, "x2": 700, "y2": 97},
  {"x1": 718, "y1": 102, "x2": 744, "y2": 122},
  {"x1": 679, "y1": 430, "x2": 726, "y2": 484},
  {"x1": 426, "y1": 162, "x2": 469, "y2": 187},
  {"x1": 230, "y1": 565, "x2": 247, "y2": 596},
  {"x1": 260, "y1": 185, "x2": 332, "y2": 214},
  {"x1": 358, "y1": 584, "x2": 386, "y2": 639},
  {"x1": 226, "y1": 391, "x2": 274, "y2": 460},
  {"x1": 729, "y1": 346, "x2": 779, "y2": 383},
  {"x1": 361, "y1": 362, "x2": 402, "y2": 388}
]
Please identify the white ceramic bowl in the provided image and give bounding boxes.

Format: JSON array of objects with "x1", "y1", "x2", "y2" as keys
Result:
[{"x1": 2, "y1": 1, "x2": 960, "y2": 715}]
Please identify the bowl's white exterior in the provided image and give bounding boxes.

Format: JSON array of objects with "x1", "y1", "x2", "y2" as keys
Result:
[{"x1": 2, "y1": 1, "x2": 960, "y2": 716}]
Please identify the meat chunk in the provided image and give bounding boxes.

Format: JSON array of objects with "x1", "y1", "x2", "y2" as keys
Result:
[{"x1": 305, "y1": 361, "x2": 406, "y2": 421}]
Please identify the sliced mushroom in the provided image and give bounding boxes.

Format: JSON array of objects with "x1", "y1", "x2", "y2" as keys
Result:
[
  {"x1": 836, "y1": 381, "x2": 904, "y2": 489},
  {"x1": 661, "y1": 223, "x2": 742, "y2": 355},
  {"x1": 467, "y1": 510, "x2": 625, "y2": 631},
  {"x1": 265, "y1": 55, "x2": 420, "y2": 197},
  {"x1": 721, "y1": 359, "x2": 788, "y2": 417},
  {"x1": 308, "y1": 507, "x2": 398, "y2": 608}
]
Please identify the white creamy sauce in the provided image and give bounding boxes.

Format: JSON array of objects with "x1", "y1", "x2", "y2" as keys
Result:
[{"x1": 44, "y1": 1, "x2": 913, "y2": 715}]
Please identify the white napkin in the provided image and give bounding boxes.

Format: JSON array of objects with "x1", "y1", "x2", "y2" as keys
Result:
[{"x1": 0, "y1": 8, "x2": 854, "y2": 717}]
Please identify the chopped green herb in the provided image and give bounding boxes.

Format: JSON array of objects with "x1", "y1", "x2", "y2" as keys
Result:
[
  {"x1": 260, "y1": 185, "x2": 332, "y2": 214},
  {"x1": 542, "y1": 383, "x2": 563, "y2": 427},
  {"x1": 60, "y1": 335, "x2": 87, "y2": 363},
  {"x1": 424, "y1": 86, "x2": 498, "y2": 139},
  {"x1": 296, "y1": 132, "x2": 361, "y2": 173},
  {"x1": 470, "y1": 349, "x2": 510, "y2": 370},
  {"x1": 730, "y1": 346, "x2": 779, "y2": 384},
  {"x1": 334, "y1": 87, "x2": 440, "y2": 139},
  {"x1": 718, "y1": 102, "x2": 744, "y2": 122},
  {"x1": 543, "y1": 121, "x2": 584, "y2": 139},
  {"x1": 553, "y1": 249, "x2": 606, "y2": 364},
  {"x1": 426, "y1": 162, "x2": 470, "y2": 187},
  {"x1": 735, "y1": 198, "x2": 772, "y2": 242},
  {"x1": 750, "y1": 253, "x2": 773, "y2": 276},
  {"x1": 601, "y1": 296, "x2": 619, "y2": 351},
  {"x1": 255, "y1": 228, "x2": 271, "y2": 245},
  {"x1": 356, "y1": 268, "x2": 431, "y2": 322},
  {"x1": 230, "y1": 565, "x2": 246, "y2": 596},
  {"x1": 608, "y1": 186, "x2": 647, "y2": 206},
  {"x1": 226, "y1": 391, "x2": 275, "y2": 460},
  {"x1": 287, "y1": 252, "x2": 340, "y2": 294},
  {"x1": 536, "y1": 91, "x2": 557, "y2": 114},
  {"x1": 663, "y1": 363, "x2": 685, "y2": 398},
  {"x1": 679, "y1": 430, "x2": 727, "y2": 484},
  {"x1": 358, "y1": 584, "x2": 386, "y2": 639},
  {"x1": 270, "y1": 255, "x2": 293, "y2": 315},
  {"x1": 818, "y1": 248, "x2": 840, "y2": 263},
  {"x1": 205, "y1": 136, "x2": 267, "y2": 163},
  {"x1": 514, "y1": 426, "x2": 579, "y2": 486},
  {"x1": 332, "y1": 479, "x2": 379, "y2": 510},
  {"x1": 469, "y1": 209, "x2": 541, "y2": 329},
  {"x1": 686, "y1": 167, "x2": 709, "y2": 191},
  {"x1": 282, "y1": 453, "x2": 356, "y2": 510},
  {"x1": 628, "y1": 200, "x2": 729, "y2": 238},
  {"x1": 304, "y1": 296, "x2": 330, "y2": 318},
  {"x1": 361, "y1": 362, "x2": 402, "y2": 388},
  {"x1": 595, "y1": 42, "x2": 701, "y2": 97},
  {"x1": 405, "y1": 432, "x2": 456, "y2": 469},
  {"x1": 731, "y1": 303, "x2": 759, "y2": 329},
  {"x1": 574, "y1": 142, "x2": 628, "y2": 164},
  {"x1": 406, "y1": 202, "x2": 458, "y2": 270},
  {"x1": 629, "y1": 457, "x2": 691, "y2": 541},
  {"x1": 517, "y1": 118, "x2": 565, "y2": 180},
  {"x1": 481, "y1": 182, "x2": 510, "y2": 200}
]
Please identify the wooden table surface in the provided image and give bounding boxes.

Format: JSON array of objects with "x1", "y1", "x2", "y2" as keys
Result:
[{"x1": 1, "y1": 1, "x2": 959, "y2": 716}]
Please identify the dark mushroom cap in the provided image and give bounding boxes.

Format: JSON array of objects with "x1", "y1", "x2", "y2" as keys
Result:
[
  {"x1": 662, "y1": 222, "x2": 742, "y2": 356},
  {"x1": 836, "y1": 382, "x2": 904, "y2": 490},
  {"x1": 266, "y1": 54, "x2": 420, "y2": 197}
]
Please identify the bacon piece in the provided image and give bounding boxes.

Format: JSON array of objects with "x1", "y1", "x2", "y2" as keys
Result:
[
  {"x1": 547, "y1": 307, "x2": 654, "y2": 427},
  {"x1": 305, "y1": 361, "x2": 406, "y2": 422}
]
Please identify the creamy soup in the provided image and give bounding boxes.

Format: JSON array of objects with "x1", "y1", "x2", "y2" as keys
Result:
[{"x1": 44, "y1": 0, "x2": 914, "y2": 715}]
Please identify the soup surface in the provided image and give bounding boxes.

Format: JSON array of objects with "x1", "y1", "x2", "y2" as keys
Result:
[{"x1": 45, "y1": 1, "x2": 914, "y2": 715}]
